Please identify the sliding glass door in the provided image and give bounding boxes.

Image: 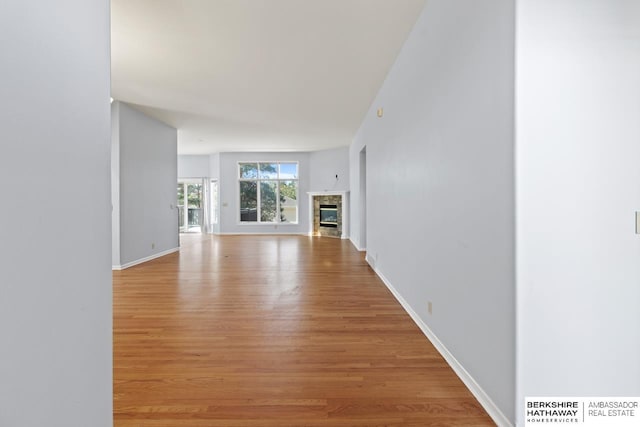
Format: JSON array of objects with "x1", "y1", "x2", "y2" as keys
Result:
[{"x1": 177, "y1": 180, "x2": 203, "y2": 233}]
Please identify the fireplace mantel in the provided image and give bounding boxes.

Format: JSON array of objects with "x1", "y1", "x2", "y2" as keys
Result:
[{"x1": 307, "y1": 191, "x2": 349, "y2": 239}]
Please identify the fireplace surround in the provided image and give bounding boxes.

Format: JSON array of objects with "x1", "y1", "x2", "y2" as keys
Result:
[{"x1": 307, "y1": 191, "x2": 349, "y2": 239}]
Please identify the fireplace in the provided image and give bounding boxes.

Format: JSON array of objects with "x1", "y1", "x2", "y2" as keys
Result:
[
  {"x1": 308, "y1": 191, "x2": 349, "y2": 239},
  {"x1": 319, "y1": 204, "x2": 338, "y2": 227}
]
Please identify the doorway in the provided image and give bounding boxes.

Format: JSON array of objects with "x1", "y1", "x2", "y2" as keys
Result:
[{"x1": 177, "y1": 179, "x2": 203, "y2": 233}]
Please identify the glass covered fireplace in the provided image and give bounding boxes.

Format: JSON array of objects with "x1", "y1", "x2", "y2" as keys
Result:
[{"x1": 319, "y1": 204, "x2": 338, "y2": 227}]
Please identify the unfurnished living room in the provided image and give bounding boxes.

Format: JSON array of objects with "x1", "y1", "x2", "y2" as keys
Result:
[{"x1": 1, "y1": 1, "x2": 639, "y2": 427}]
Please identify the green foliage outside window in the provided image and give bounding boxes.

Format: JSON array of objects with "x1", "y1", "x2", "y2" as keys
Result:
[{"x1": 239, "y1": 162, "x2": 298, "y2": 223}]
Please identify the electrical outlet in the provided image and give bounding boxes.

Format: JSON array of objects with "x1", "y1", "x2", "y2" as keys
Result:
[
  {"x1": 427, "y1": 301, "x2": 433, "y2": 315},
  {"x1": 151, "y1": 243, "x2": 155, "y2": 249}
]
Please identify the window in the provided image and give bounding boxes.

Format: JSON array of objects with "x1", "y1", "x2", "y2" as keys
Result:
[{"x1": 239, "y1": 162, "x2": 298, "y2": 223}]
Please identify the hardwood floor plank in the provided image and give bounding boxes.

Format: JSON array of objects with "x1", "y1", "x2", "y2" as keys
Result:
[{"x1": 113, "y1": 234, "x2": 494, "y2": 426}]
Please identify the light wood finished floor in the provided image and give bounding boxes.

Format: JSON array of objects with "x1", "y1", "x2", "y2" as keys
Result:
[{"x1": 113, "y1": 234, "x2": 494, "y2": 426}]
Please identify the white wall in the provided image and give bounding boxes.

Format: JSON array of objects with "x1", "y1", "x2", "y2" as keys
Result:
[
  {"x1": 113, "y1": 102, "x2": 179, "y2": 267},
  {"x1": 209, "y1": 153, "x2": 221, "y2": 180},
  {"x1": 350, "y1": 142, "x2": 366, "y2": 250},
  {"x1": 358, "y1": 147, "x2": 367, "y2": 250},
  {"x1": 178, "y1": 154, "x2": 210, "y2": 178},
  {"x1": 309, "y1": 146, "x2": 350, "y2": 192},
  {"x1": 219, "y1": 152, "x2": 310, "y2": 234},
  {"x1": 350, "y1": 0, "x2": 515, "y2": 423},
  {"x1": 516, "y1": 1, "x2": 640, "y2": 423},
  {"x1": 0, "y1": 1, "x2": 112, "y2": 426}
]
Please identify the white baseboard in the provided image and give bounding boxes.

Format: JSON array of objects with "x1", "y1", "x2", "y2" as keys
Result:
[
  {"x1": 350, "y1": 238, "x2": 365, "y2": 252},
  {"x1": 365, "y1": 253, "x2": 375, "y2": 267},
  {"x1": 367, "y1": 259, "x2": 512, "y2": 427},
  {"x1": 215, "y1": 232, "x2": 348, "y2": 239},
  {"x1": 215, "y1": 232, "x2": 308, "y2": 236},
  {"x1": 112, "y1": 247, "x2": 180, "y2": 270}
]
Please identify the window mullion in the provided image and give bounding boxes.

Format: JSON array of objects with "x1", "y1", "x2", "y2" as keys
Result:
[
  {"x1": 276, "y1": 179, "x2": 280, "y2": 224},
  {"x1": 256, "y1": 177, "x2": 261, "y2": 223},
  {"x1": 257, "y1": 162, "x2": 261, "y2": 223},
  {"x1": 276, "y1": 165, "x2": 280, "y2": 223}
]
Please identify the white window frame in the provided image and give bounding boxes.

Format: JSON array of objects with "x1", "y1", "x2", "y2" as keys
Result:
[
  {"x1": 238, "y1": 161, "x2": 299, "y2": 224},
  {"x1": 210, "y1": 180, "x2": 218, "y2": 225}
]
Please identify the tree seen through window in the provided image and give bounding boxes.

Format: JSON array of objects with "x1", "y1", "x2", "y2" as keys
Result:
[{"x1": 239, "y1": 162, "x2": 298, "y2": 223}]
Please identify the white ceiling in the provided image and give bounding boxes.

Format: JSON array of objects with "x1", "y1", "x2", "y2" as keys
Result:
[{"x1": 111, "y1": 0, "x2": 426, "y2": 154}]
